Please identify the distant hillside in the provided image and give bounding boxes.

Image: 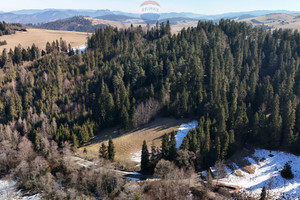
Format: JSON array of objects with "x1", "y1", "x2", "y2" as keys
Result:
[
  {"x1": 159, "y1": 17, "x2": 199, "y2": 25},
  {"x1": 34, "y1": 16, "x2": 107, "y2": 32},
  {"x1": 0, "y1": 9, "x2": 114, "y2": 24},
  {"x1": 32, "y1": 16, "x2": 199, "y2": 33},
  {"x1": 96, "y1": 14, "x2": 141, "y2": 23},
  {"x1": 239, "y1": 13, "x2": 300, "y2": 30}
]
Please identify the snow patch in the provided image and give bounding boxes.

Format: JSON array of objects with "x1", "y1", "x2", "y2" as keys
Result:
[
  {"x1": 72, "y1": 45, "x2": 86, "y2": 53},
  {"x1": 0, "y1": 179, "x2": 17, "y2": 199},
  {"x1": 0, "y1": 179, "x2": 40, "y2": 200},
  {"x1": 176, "y1": 120, "x2": 198, "y2": 149},
  {"x1": 130, "y1": 151, "x2": 142, "y2": 163},
  {"x1": 220, "y1": 149, "x2": 300, "y2": 199}
]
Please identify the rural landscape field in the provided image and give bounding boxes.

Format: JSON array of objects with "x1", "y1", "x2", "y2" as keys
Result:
[
  {"x1": 0, "y1": 28, "x2": 89, "y2": 52},
  {"x1": 0, "y1": 0, "x2": 300, "y2": 200},
  {"x1": 78, "y1": 118, "x2": 190, "y2": 162}
]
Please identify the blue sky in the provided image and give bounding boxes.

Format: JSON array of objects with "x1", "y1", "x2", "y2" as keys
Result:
[{"x1": 2, "y1": 0, "x2": 300, "y2": 14}]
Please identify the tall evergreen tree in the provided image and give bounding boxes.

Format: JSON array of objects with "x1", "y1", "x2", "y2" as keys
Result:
[
  {"x1": 141, "y1": 140, "x2": 149, "y2": 172},
  {"x1": 162, "y1": 133, "x2": 170, "y2": 160},
  {"x1": 169, "y1": 130, "x2": 177, "y2": 161},
  {"x1": 99, "y1": 143, "x2": 108, "y2": 159},
  {"x1": 108, "y1": 137, "x2": 115, "y2": 162},
  {"x1": 259, "y1": 186, "x2": 267, "y2": 200}
]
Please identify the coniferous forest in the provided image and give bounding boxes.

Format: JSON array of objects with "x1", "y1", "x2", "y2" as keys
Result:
[{"x1": 0, "y1": 19, "x2": 300, "y2": 198}]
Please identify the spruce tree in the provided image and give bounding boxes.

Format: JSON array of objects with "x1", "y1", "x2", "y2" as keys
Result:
[
  {"x1": 99, "y1": 143, "x2": 108, "y2": 159},
  {"x1": 283, "y1": 100, "x2": 296, "y2": 149},
  {"x1": 216, "y1": 137, "x2": 221, "y2": 161},
  {"x1": 108, "y1": 137, "x2": 115, "y2": 162},
  {"x1": 72, "y1": 133, "x2": 79, "y2": 148},
  {"x1": 169, "y1": 130, "x2": 177, "y2": 161},
  {"x1": 141, "y1": 140, "x2": 149, "y2": 172},
  {"x1": 259, "y1": 186, "x2": 266, "y2": 200},
  {"x1": 222, "y1": 131, "x2": 230, "y2": 159},
  {"x1": 162, "y1": 133, "x2": 170, "y2": 160},
  {"x1": 203, "y1": 119, "x2": 211, "y2": 153},
  {"x1": 269, "y1": 94, "x2": 282, "y2": 147}
]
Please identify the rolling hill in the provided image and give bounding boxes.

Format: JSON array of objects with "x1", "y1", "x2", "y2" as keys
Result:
[
  {"x1": 239, "y1": 13, "x2": 300, "y2": 30},
  {"x1": 33, "y1": 16, "x2": 108, "y2": 32}
]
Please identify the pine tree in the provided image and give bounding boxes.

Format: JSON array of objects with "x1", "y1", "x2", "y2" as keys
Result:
[
  {"x1": 0, "y1": 49, "x2": 7, "y2": 67},
  {"x1": 269, "y1": 94, "x2": 282, "y2": 147},
  {"x1": 229, "y1": 129, "x2": 235, "y2": 144},
  {"x1": 295, "y1": 105, "x2": 300, "y2": 135},
  {"x1": 282, "y1": 100, "x2": 296, "y2": 149},
  {"x1": 120, "y1": 106, "x2": 130, "y2": 129},
  {"x1": 222, "y1": 131, "x2": 230, "y2": 159},
  {"x1": 216, "y1": 137, "x2": 221, "y2": 161},
  {"x1": 99, "y1": 143, "x2": 108, "y2": 159},
  {"x1": 218, "y1": 107, "x2": 226, "y2": 134},
  {"x1": 108, "y1": 137, "x2": 115, "y2": 162},
  {"x1": 72, "y1": 133, "x2": 79, "y2": 148},
  {"x1": 141, "y1": 140, "x2": 149, "y2": 172},
  {"x1": 162, "y1": 133, "x2": 170, "y2": 159},
  {"x1": 46, "y1": 42, "x2": 52, "y2": 54},
  {"x1": 259, "y1": 186, "x2": 267, "y2": 200},
  {"x1": 13, "y1": 46, "x2": 22, "y2": 66},
  {"x1": 203, "y1": 119, "x2": 211, "y2": 153},
  {"x1": 190, "y1": 130, "x2": 198, "y2": 152},
  {"x1": 150, "y1": 142, "x2": 158, "y2": 165},
  {"x1": 169, "y1": 130, "x2": 177, "y2": 161}
]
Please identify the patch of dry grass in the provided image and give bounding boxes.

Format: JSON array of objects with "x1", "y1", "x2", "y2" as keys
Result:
[
  {"x1": 78, "y1": 117, "x2": 190, "y2": 163},
  {"x1": 242, "y1": 164, "x2": 256, "y2": 174},
  {"x1": 0, "y1": 28, "x2": 90, "y2": 52}
]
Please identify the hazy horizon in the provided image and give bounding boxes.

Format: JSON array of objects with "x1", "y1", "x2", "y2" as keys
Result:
[
  {"x1": 1, "y1": 0, "x2": 300, "y2": 15},
  {"x1": 1, "y1": 8, "x2": 300, "y2": 15}
]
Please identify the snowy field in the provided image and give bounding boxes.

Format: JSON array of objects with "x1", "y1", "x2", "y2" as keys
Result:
[
  {"x1": 220, "y1": 149, "x2": 300, "y2": 199},
  {"x1": 176, "y1": 120, "x2": 198, "y2": 149},
  {"x1": 0, "y1": 179, "x2": 40, "y2": 200}
]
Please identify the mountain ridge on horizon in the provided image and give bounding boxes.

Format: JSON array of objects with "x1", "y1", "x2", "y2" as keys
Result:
[{"x1": 0, "y1": 8, "x2": 300, "y2": 24}]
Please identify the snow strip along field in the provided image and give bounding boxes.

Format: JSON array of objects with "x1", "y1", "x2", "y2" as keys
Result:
[
  {"x1": 176, "y1": 120, "x2": 198, "y2": 149},
  {"x1": 220, "y1": 149, "x2": 300, "y2": 199}
]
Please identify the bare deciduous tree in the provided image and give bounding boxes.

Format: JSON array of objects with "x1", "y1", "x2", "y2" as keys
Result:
[
  {"x1": 133, "y1": 98, "x2": 160, "y2": 128},
  {"x1": 18, "y1": 136, "x2": 34, "y2": 161}
]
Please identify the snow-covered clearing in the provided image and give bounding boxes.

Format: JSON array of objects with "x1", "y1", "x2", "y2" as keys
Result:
[
  {"x1": 220, "y1": 149, "x2": 300, "y2": 199},
  {"x1": 0, "y1": 179, "x2": 40, "y2": 200},
  {"x1": 176, "y1": 120, "x2": 198, "y2": 149}
]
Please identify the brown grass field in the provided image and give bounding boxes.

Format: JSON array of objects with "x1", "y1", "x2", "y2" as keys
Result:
[
  {"x1": 78, "y1": 117, "x2": 191, "y2": 163},
  {"x1": 240, "y1": 13, "x2": 300, "y2": 31},
  {"x1": 0, "y1": 28, "x2": 90, "y2": 52}
]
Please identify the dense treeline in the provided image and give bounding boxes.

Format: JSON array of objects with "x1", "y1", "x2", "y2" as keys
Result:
[
  {"x1": 0, "y1": 19, "x2": 300, "y2": 197},
  {"x1": 0, "y1": 21, "x2": 26, "y2": 36}
]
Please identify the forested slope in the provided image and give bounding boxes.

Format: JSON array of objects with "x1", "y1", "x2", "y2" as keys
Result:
[{"x1": 0, "y1": 19, "x2": 299, "y2": 198}]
